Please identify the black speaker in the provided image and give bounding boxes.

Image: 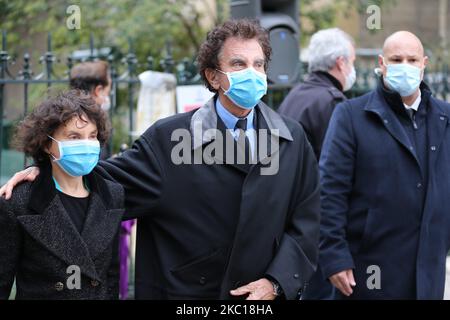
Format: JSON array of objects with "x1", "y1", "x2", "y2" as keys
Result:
[{"x1": 230, "y1": 0, "x2": 300, "y2": 84}]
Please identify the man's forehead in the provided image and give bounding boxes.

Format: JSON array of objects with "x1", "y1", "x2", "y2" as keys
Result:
[
  {"x1": 220, "y1": 37, "x2": 264, "y2": 59},
  {"x1": 384, "y1": 43, "x2": 423, "y2": 58},
  {"x1": 383, "y1": 32, "x2": 424, "y2": 57}
]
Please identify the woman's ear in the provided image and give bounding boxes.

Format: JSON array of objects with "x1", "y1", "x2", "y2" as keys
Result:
[
  {"x1": 205, "y1": 68, "x2": 221, "y2": 91},
  {"x1": 93, "y1": 85, "x2": 104, "y2": 98},
  {"x1": 44, "y1": 138, "x2": 56, "y2": 159}
]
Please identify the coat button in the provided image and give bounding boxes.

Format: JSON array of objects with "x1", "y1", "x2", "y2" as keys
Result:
[
  {"x1": 91, "y1": 280, "x2": 99, "y2": 287},
  {"x1": 431, "y1": 146, "x2": 436, "y2": 151},
  {"x1": 55, "y1": 282, "x2": 64, "y2": 291},
  {"x1": 199, "y1": 277, "x2": 206, "y2": 285},
  {"x1": 294, "y1": 274, "x2": 299, "y2": 279},
  {"x1": 440, "y1": 116, "x2": 445, "y2": 121},
  {"x1": 417, "y1": 182, "x2": 422, "y2": 189},
  {"x1": 384, "y1": 119, "x2": 389, "y2": 124}
]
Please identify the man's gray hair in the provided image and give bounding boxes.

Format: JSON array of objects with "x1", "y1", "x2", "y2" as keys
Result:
[{"x1": 307, "y1": 28, "x2": 354, "y2": 73}]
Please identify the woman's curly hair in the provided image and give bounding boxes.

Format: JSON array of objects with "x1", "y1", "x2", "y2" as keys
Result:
[
  {"x1": 197, "y1": 18, "x2": 272, "y2": 93},
  {"x1": 14, "y1": 89, "x2": 110, "y2": 165}
]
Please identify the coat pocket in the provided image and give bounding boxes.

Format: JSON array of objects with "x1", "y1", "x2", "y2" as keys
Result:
[
  {"x1": 170, "y1": 247, "x2": 227, "y2": 292},
  {"x1": 357, "y1": 209, "x2": 375, "y2": 254}
]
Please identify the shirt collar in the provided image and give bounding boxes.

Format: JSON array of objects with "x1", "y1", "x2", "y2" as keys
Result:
[
  {"x1": 215, "y1": 97, "x2": 254, "y2": 130},
  {"x1": 403, "y1": 91, "x2": 421, "y2": 112}
]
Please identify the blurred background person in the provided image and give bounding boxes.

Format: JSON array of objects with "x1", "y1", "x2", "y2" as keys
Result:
[
  {"x1": 278, "y1": 28, "x2": 356, "y2": 161},
  {"x1": 278, "y1": 28, "x2": 356, "y2": 300},
  {"x1": 70, "y1": 61, "x2": 112, "y2": 112},
  {"x1": 69, "y1": 61, "x2": 112, "y2": 159}
]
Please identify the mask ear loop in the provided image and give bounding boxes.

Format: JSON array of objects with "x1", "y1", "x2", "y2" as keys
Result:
[
  {"x1": 215, "y1": 69, "x2": 232, "y2": 94},
  {"x1": 47, "y1": 135, "x2": 62, "y2": 161},
  {"x1": 381, "y1": 56, "x2": 391, "y2": 68}
]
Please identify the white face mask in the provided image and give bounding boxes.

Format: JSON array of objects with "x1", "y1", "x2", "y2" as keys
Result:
[
  {"x1": 101, "y1": 95, "x2": 111, "y2": 111},
  {"x1": 343, "y1": 65, "x2": 356, "y2": 92}
]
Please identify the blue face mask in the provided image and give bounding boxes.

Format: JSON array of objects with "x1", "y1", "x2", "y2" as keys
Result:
[
  {"x1": 217, "y1": 68, "x2": 268, "y2": 109},
  {"x1": 383, "y1": 58, "x2": 422, "y2": 97},
  {"x1": 48, "y1": 136, "x2": 100, "y2": 177}
]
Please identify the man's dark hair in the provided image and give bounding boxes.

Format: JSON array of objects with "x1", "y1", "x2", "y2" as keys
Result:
[
  {"x1": 197, "y1": 18, "x2": 272, "y2": 93},
  {"x1": 14, "y1": 90, "x2": 110, "y2": 165},
  {"x1": 69, "y1": 61, "x2": 110, "y2": 93}
]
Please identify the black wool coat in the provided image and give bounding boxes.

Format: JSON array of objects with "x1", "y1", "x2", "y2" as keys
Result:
[{"x1": 0, "y1": 163, "x2": 125, "y2": 300}]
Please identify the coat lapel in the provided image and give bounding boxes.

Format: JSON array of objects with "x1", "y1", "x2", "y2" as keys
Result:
[
  {"x1": 190, "y1": 96, "x2": 293, "y2": 174},
  {"x1": 19, "y1": 163, "x2": 122, "y2": 281},
  {"x1": 18, "y1": 196, "x2": 100, "y2": 281},
  {"x1": 81, "y1": 192, "x2": 123, "y2": 261}
]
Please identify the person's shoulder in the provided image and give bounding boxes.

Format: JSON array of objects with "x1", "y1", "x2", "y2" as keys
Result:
[
  {"x1": 276, "y1": 110, "x2": 309, "y2": 142},
  {"x1": 278, "y1": 112, "x2": 302, "y2": 131},
  {"x1": 1, "y1": 181, "x2": 34, "y2": 215},
  {"x1": 94, "y1": 174, "x2": 124, "y2": 209},
  {"x1": 337, "y1": 90, "x2": 373, "y2": 114},
  {"x1": 102, "y1": 178, "x2": 124, "y2": 195},
  {"x1": 140, "y1": 110, "x2": 195, "y2": 141},
  {"x1": 147, "y1": 110, "x2": 196, "y2": 134},
  {"x1": 283, "y1": 82, "x2": 337, "y2": 106},
  {"x1": 430, "y1": 96, "x2": 450, "y2": 112}
]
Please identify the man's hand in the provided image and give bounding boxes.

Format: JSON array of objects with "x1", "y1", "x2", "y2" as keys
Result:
[
  {"x1": 0, "y1": 167, "x2": 40, "y2": 200},
  {"x1": 329, "y1": 269, "x2": 356, "y2": 297},
  {"x1": 230, "y1": 278, "x2": 277, "y2": 300}
]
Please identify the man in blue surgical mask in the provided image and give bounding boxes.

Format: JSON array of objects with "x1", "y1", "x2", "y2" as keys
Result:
[
  {"x1": 379, "y1": 32, "x2": 428, "y2": 108},
  {"x1": 1, "y1": 19, "x2": 320, "y2": 301},
  {"x1": 319, "y1": 31, "x2": 450, "y2": 299}
]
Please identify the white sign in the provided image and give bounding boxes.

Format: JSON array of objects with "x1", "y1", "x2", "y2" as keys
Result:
[
  {"x1": 135, "y1": 70, "x2": 177, "y2": 136},
  {"x1": 176, "y1": 85, "x2": 214, "y2": 113}
]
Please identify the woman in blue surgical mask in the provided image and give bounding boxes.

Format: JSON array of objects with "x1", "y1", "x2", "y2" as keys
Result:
[{"x1": 0, "y1": 90, "x2": 124, "y2": 300}]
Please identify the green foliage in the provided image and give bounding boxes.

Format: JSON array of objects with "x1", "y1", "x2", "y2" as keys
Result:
[
  {"x1": 300, "y1": 0, "x2": 396, "y2": 45},
  {"x1": 0, "y1": 0, "x2": 228, "y2": 64},
  {"x1": 1, "y1": 0, "x2": 228, "y2": 152}
]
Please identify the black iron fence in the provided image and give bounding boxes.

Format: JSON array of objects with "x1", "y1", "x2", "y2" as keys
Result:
[
  {"x1": 1, "y1": 30, "x2": 449, "y2": 182},
  {"x1": 0, "y1": 31, "x2": 200, "y2": 181}
]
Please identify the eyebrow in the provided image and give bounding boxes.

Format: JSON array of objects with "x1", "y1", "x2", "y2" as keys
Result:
[
  {"x1": 228, "y1": 57, "x2": 265, "y2": 65},
  {"x1": 389, "y1": 54, "x2": 419, "y2": 59},
  {"x1": 229, "y1": 57, "x2": 246, "y2": 64},
  {"x1": 64, "y1": 130, "x2": 97, "y2": 136},
  {"x1": 65, "y1": 131, "x2": 82, "y2": 136}
]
